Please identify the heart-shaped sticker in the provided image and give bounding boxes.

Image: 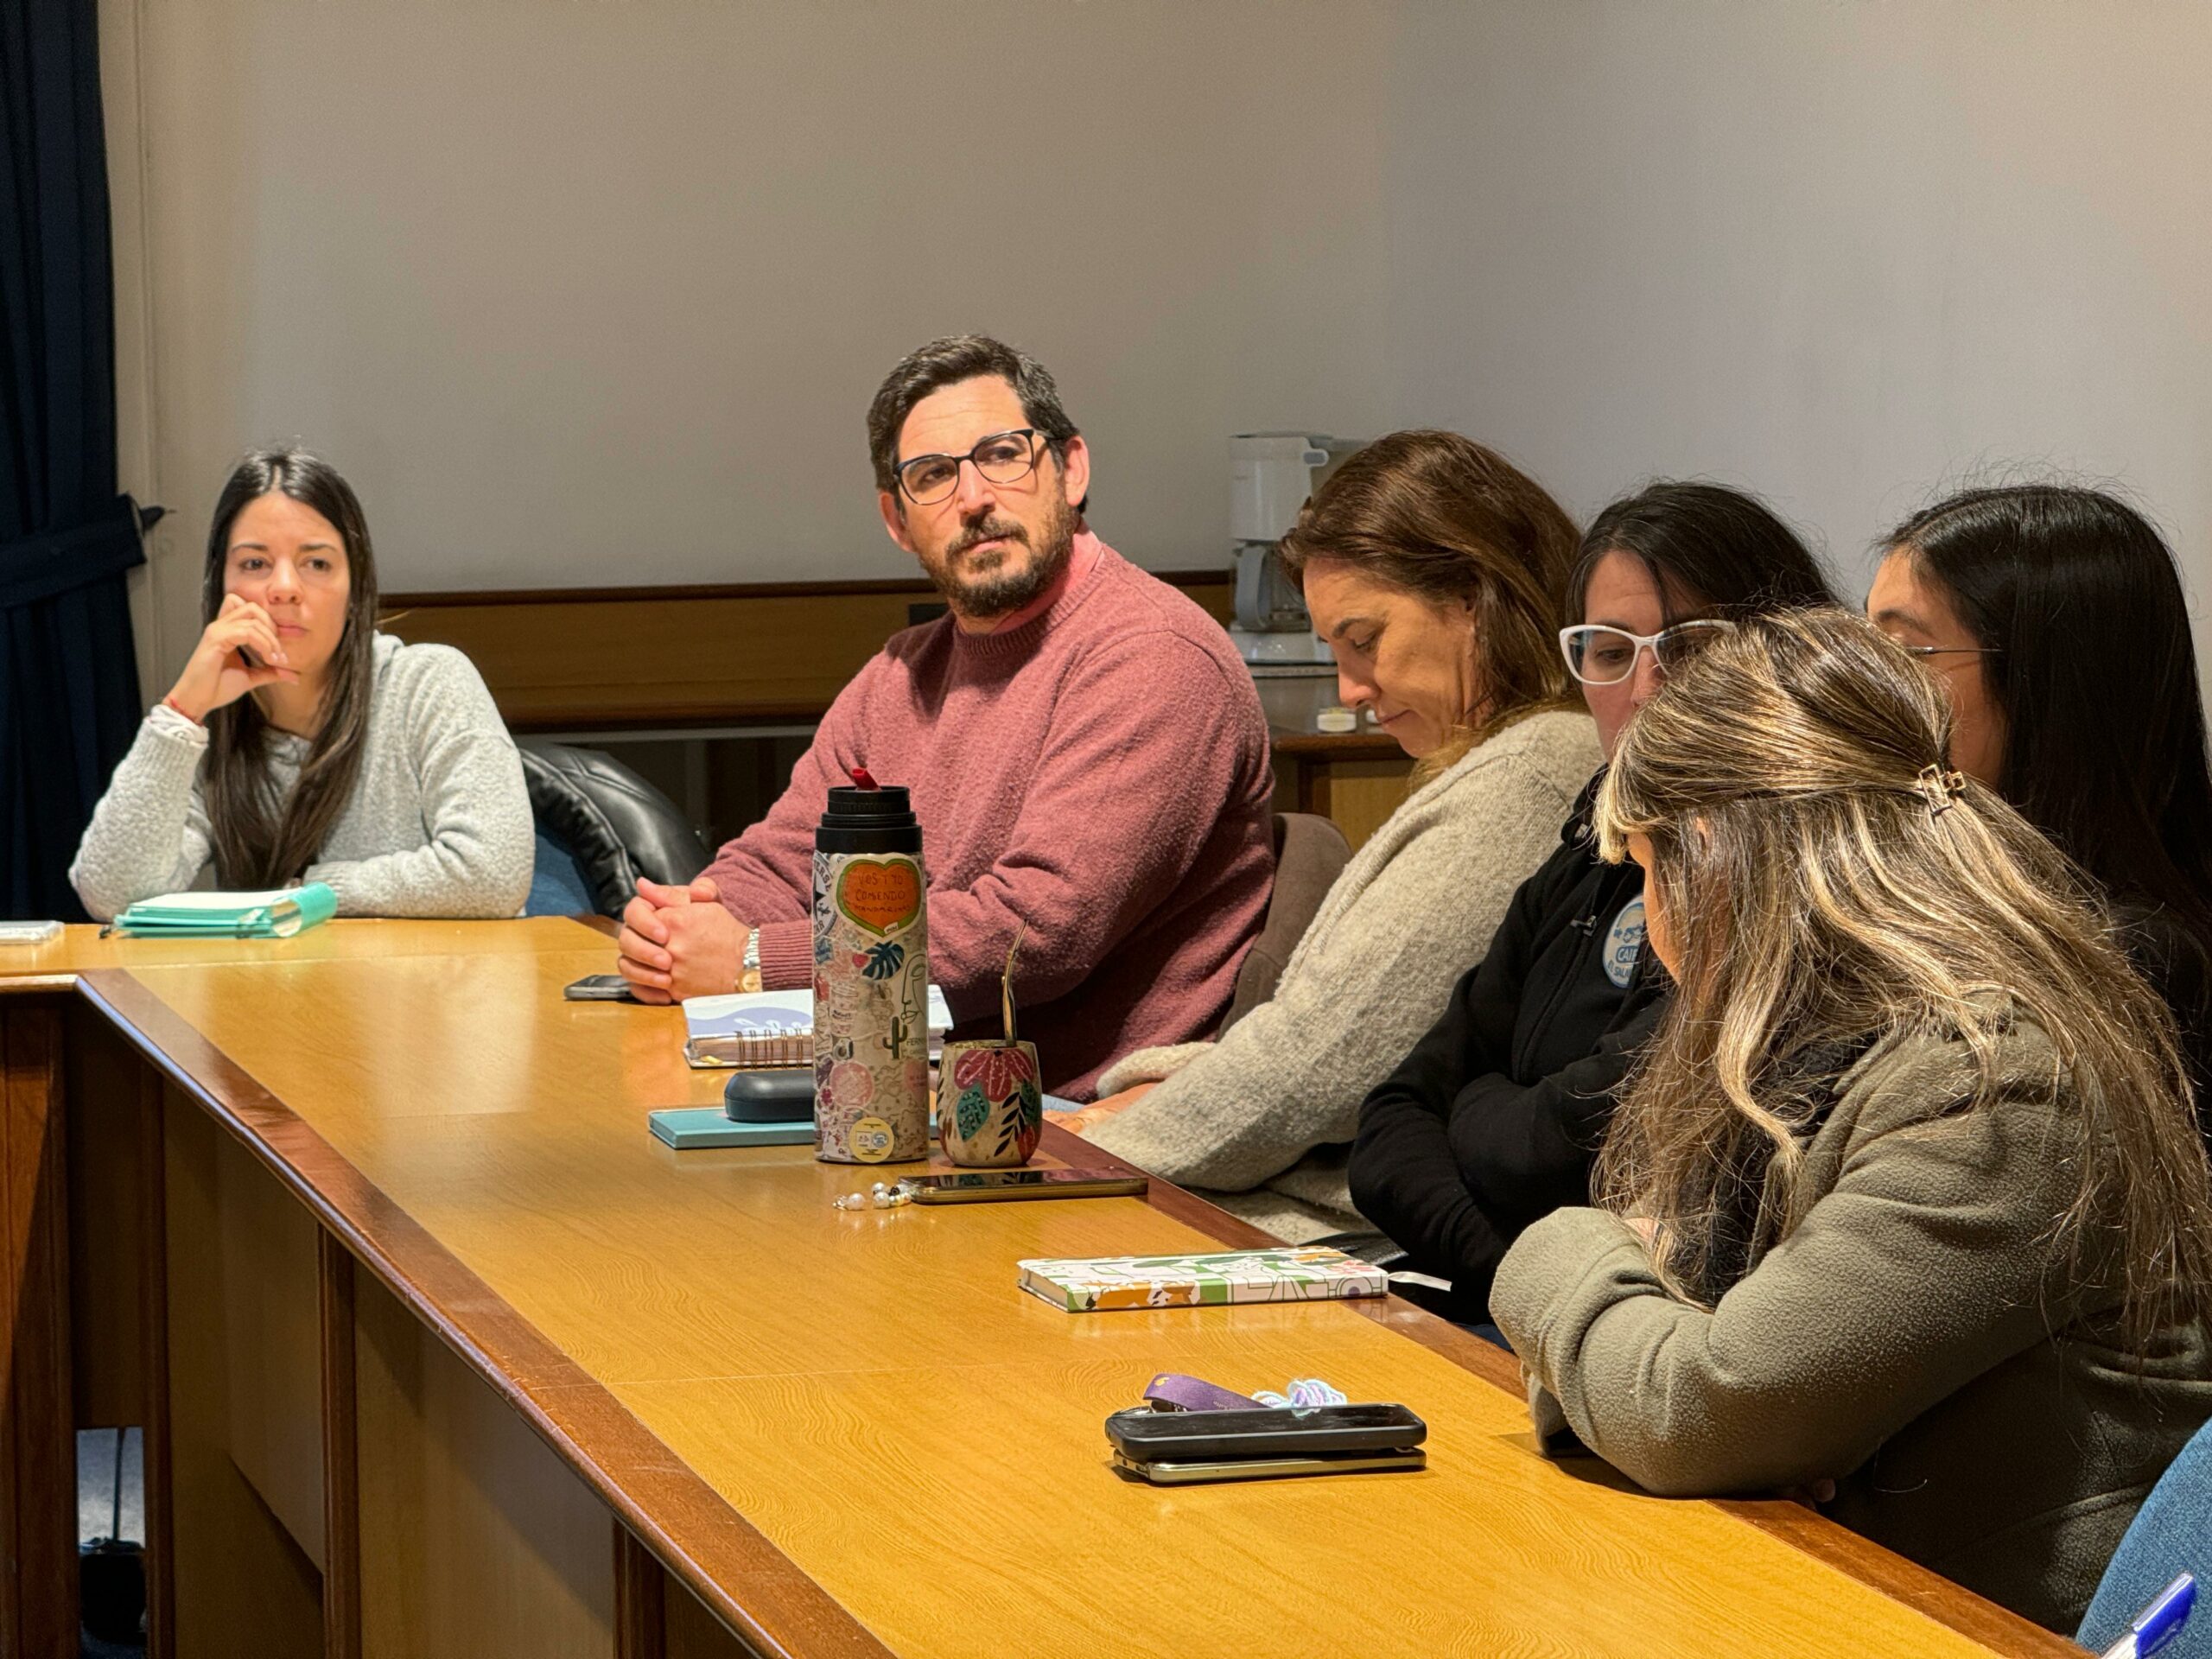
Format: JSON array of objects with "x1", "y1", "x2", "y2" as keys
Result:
[{"x1": 836, "y1": 858, "x2": 922, "y2": 938}]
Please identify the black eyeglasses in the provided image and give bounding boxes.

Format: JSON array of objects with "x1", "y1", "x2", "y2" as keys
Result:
[
  {"x1": 893, "y1": 429, "x2": 1050, "y2": 505},
  {"x1": 1896, "y1": 645, "x2": 2000, "y2": 660}
]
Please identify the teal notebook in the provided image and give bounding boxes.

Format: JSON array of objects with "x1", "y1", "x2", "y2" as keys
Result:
[
  {"x1": 648, "y1": 1108, "x2": 814, "y2": 1149},
  {"x1": 109, "y1": 882, "x2": 340, "y2": 939}
]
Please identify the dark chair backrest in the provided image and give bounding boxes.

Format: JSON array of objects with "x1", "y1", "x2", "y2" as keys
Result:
[
  {"x1": 1222, "y1": 812, "x2": 1351, "y2": 1031},
  {"x1": 518, "y1": 741, "x2": 712, "y2": 918}
]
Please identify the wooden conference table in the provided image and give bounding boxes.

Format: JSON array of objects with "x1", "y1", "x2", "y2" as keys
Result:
[{"x1": 0, "y1": 918, "x2": 2081, "y2": 1658}]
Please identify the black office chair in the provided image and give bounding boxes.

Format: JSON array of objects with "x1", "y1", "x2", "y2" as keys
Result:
[{"x1": 518, "y1": 741, "x2": 713, "y2": 918}]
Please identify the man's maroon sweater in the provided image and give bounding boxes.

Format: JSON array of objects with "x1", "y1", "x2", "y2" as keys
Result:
[{"x1": 702, "y1": 535, "x2": 1276, "y2": 1098}]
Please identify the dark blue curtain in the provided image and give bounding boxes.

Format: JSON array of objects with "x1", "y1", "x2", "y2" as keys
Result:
[{"x1": 0, "y1": 0, "x2": 145, "y2": 920}]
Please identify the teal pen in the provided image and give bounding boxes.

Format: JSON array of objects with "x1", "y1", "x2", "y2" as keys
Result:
[{"x1": 2101, "y1": 1572, "x2": 2195, "y2": 1659}]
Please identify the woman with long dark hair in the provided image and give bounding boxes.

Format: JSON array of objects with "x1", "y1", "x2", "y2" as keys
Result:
[
  {"x1": 1868, "y1": 485, "x2": 2212, "y2": 1120},
  {"x1": 73, "y1": 446, "x2": 532, "y2": 918},
  {"x1": 1491, "y1": 609, "x2": 2212, "y2": 1633},
  {"x1": 1348, "y1": 480, "x2": 1837, "y2": 1320}
]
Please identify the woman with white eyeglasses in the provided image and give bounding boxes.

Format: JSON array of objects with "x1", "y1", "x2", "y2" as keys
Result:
[{"x1": 1350, "y1": 480, "x2": 1835, "y2": 1325}]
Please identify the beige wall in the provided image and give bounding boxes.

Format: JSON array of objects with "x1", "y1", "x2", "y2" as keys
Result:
[
  {"x1": 106, "y1": 2, "x2": 2212, "y2": 695},
  {"x1": 1380, "y1": 1, "x2": 2212, "y2": 615},
  {"x1": 101, "y1": 0, "x2": 1396, "y2": 692}
]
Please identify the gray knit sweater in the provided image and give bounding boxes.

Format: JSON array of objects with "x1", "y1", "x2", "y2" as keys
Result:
[
  {"x1": 1084, "y1": 707, "x2": 1604, "y2": 1240},
  {"x1": 71, "y1": 632, "x2": 534, "y2": 920}
]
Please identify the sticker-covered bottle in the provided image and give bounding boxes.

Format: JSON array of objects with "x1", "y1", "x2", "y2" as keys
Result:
[{"x1": 812, "y1": 782, "x2": 930, "y2": 1163}]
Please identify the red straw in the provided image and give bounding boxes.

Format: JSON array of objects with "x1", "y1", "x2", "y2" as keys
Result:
[{"x1": 849, "y1": 766, "x2": 879, "y2": 790}]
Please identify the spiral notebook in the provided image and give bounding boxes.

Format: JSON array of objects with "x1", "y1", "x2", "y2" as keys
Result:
[{"x1": 682, "y1": 986, "x2": 956, "y2": 1069}]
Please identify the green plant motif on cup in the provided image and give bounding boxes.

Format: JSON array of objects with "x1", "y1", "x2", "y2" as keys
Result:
[
  {"x1": 939, "y1": 1040, "x2": 1044, "y2": 1166},
  {"x1": 993, "y1": 1077, "x2": 1045, "y2": 1160}
]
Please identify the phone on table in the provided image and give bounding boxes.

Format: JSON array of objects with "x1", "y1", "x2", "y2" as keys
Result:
[
  {"x1": 904, "y1": 1169, "x2": 1147, "y2": 1205},
  {"x1": 563, "y1": 974, "x2": 639, "y2": 1002},
  {"x1": 1106, "y1": 1402, "x2": 1427, "y2": 1485}
]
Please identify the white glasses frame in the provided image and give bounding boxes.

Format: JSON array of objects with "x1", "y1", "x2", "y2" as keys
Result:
[{"x1": 1557, "y1": 618, "x2": 1737, "y2": 687}]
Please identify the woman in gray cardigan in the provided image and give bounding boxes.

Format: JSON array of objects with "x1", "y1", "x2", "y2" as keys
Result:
[
  {"x1": 72, "y1": 447, "x2": 532, "y2": 920},
  {"x1": 1492, "y1": 610, "x2": 2212, "y2": 1633},
  {"x1": 1058, "y1": 430, "x2": 1602, "y2": 1239}
]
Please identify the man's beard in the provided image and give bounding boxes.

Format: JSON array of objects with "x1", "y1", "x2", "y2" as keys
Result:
[{"x1": 924, "y1": 493, "x2": 1077, "y2": 620}]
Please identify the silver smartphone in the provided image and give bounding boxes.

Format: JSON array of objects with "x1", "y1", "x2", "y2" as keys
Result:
[
  {"x1": 1110, "y1": 1448, "x2": 1427, "y2": 1485},
  {"x1": 905, "y1": 1169, "x2": 1147, "y2": 1204}
]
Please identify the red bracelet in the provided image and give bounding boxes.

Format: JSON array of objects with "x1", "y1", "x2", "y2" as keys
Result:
[{"x1": 161, "y1": 695, "x2": 201, "y2": 726}]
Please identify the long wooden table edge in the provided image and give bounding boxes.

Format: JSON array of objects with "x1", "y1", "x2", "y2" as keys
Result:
[
  {"x1": 71, "y1": 966, "x2": 889, "y2": 1659},
  {"x1": 45, "y1": 961, "x2": 2078, "y2": 1659},
  {"x1": 1050, "y1": 1126, "x2": 2078, "y2": 1658}
]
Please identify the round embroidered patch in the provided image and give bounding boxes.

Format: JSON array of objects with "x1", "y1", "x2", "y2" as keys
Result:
[
  {"x1": 1601, "y1": 896, "x2": 1647, "y2": 989},
  {"x1": 849, "y1": 1116, "x2": 895, "y2": 1162}
]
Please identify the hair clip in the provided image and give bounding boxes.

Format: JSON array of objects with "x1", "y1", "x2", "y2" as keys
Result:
[{"x1": 1916, "y1": 763, "x2": 1966, "y2": 819}]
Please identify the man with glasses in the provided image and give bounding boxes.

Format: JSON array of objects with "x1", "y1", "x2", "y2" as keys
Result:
[{"x1": 615, "y1": 335, "x2": 1274, "y2": 1098}]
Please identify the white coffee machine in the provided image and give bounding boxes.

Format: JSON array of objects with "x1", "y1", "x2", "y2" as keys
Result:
[{"x1": 1227, "y1": 432, "x2": 1363, "y2": 665}]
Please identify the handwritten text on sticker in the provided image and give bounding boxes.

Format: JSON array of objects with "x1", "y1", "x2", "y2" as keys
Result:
[{"x1": 836, "y1": 859, "x2": 923, "y2": 938}]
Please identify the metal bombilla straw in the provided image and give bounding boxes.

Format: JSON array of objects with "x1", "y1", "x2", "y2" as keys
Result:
[{"x1": 1001, "y1": 922, "x2": 1025, "y2": 1046}]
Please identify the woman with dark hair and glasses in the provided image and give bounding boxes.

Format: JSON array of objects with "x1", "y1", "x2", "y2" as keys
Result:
[
  {"x1": 1869, "y1": 484, "x2": 2212, "y2": 1129},
  {"x1": 1348, "y1": 480, "x2": 1836, "y2": 1324},
  {"x1": 72, "y1": 446, "x2": 533, "y2": 919}
]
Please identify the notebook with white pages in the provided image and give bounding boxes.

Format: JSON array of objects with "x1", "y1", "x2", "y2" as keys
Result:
[{"x1": 681, "y1": 986, "x2": 957, "y2": 1069}]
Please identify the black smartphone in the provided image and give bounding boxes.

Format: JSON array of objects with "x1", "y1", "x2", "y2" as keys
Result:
[
  {"x1": 1105, "y1": 1403, "x2": 1427, "y2": 1464},
  {"x1": 904, "y1": 1168, "x2": 1147, "y2": 1204},
  {"x1": 563, "y1": 974, "x2": 639, "y2": 1002}
]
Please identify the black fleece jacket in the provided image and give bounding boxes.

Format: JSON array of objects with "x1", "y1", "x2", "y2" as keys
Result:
[{"x1": 1349, "y1": 774, "x2": 1669, "y2": 1320}]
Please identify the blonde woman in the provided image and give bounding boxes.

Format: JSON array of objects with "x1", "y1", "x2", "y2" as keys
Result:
[
  {"x1": 1059, "y1": 431, "x2": 1601, "y2": 1239},
  {"x1": 1491, "y1": 610, "x2": 2212, "y2": 1634}
]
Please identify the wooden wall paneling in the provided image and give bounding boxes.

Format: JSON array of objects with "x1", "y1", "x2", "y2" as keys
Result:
[
  {"x1": 613, "y1": 1525, "x2": 665, "y2": 1659},
  {"x1": 353, "y1": 1268, "x2": 616, "y2": 1657},
  {"x1": 1298, "y1": 753, "x2": 1413, "y2": 850},
  {"x1": 663, "y1": 1571, "x2": 758, "y2": 1659},
  {"x1": 138, "y1": 1060, "x2": 174, "y2": 1659},
  {"x1": 69, "y1": 1008, "x2": 179, "y2": 1655},
  {"x1": 0, "y1": 1000, "x2": 78, "y2": 1657},
  {"x1": 162, "y1": 1092, "x2": 324, "y2": 1656},
  {"x1": 66, "y1": 1000, "x2": 152, "y2": 1430},
  {"x1": 381, "y1": 575, "x2": 1234, "y2": 734},
  {"x1": 321, "y1": 1236, "x2": 361, "y2": 1659},
  {"x1": 215, "y1": 1127, "x2": 327, "y2": 1567}
]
